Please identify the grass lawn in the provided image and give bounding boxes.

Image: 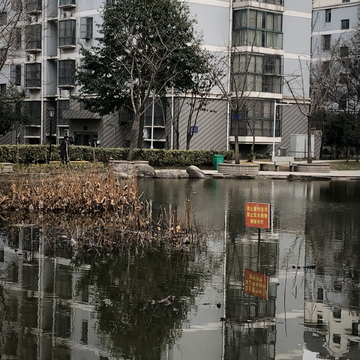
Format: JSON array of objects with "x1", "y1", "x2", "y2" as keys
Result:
[{"x1": 329, "y1": 161, "x2": 360, "y2": 171}]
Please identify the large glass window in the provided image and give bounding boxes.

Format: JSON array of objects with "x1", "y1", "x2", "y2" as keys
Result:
[
  {"x1": 230, "y1": 99, "x2": 281, "y2": 137},
  {"x1": 233, "y1": 9, "x2": 283, "y2": 49},
  {"x1": 26, "y1": 101, "x2": 41, "y2": 125},
  {"x1": 80, "y1": 17, "x2": 93, "y2": 39},
  {"x1": 26, "y1": 24, "x2": 41, "y2": 50},
  {"x1": 58, "y1": 60, "x2": 75, "y2": 86},
  {"x1": 11, "y1": 64, "x2": 22, "y2": 85},
  {"x1": 25, "y1": 63, "x2": 41, "y2": 87},
  {"x1": 59, "y1": 19, "x2": 76, "y2": 46},
  {"x1": 232, "y1": 53, "x2": 282, "y2": 93}
]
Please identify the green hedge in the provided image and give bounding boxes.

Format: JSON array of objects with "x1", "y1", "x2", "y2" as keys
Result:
[{"x1": 0, "y1": 145, "x2": 234, "y2": 167}]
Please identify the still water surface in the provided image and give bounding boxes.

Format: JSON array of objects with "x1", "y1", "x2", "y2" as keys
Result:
[{"x1": 1, "y1": 178, "x2": 360, "y2": 360}]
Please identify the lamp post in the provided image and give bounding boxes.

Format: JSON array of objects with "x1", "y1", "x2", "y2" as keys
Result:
[
  {"x1": 48, "y1": 106, "x2": 55, "y2": 162},
  {"x1": 272, "y1": 101, "x2": 290, "y2": 160}
]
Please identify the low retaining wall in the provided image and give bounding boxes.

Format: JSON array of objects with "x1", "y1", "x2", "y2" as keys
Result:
[
  {"x1": 0, "y1": 163, "x2": 14, "y2": 173},
  {"x1": 218, "y1": 163, "x2": 259, "y2": 177},
  {"x1": 296, "y1": 163, "x2": 330, "y2": 173}
]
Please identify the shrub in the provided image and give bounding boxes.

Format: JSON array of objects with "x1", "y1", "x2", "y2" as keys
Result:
[{"x1": 0, "y1": 145, "x2": 234, "y2": 168}]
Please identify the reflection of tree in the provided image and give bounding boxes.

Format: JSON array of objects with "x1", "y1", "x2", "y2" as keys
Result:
[{"x1": 75, "y1": 251, "x2": 207, "y2": 360}]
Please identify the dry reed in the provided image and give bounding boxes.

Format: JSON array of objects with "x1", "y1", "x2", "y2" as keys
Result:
[{"x1": 0, "y1": 169, "x2": 201, "y2": 254}]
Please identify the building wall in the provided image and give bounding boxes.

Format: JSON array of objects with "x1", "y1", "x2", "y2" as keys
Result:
[{"x1": 0, "y1": 0, "x2": 313, "y2": 155}]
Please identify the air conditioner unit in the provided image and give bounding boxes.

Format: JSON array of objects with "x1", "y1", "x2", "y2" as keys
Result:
[
  {"x1": 60, "y1": 89, "x2": 70, "y2": 98},
  {"x1": 27, "y1": 54, "x2": 36, "y2": 62},
  {"x1": 63, "y1": 11, "x2": 72, "y2": 19}
]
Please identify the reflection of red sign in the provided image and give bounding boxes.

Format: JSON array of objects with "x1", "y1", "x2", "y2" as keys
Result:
[
  {"x1": 245, "y1": 202, "x2": 270, "y2": 229},
  {"x1": 244, "y1": 269, "x2": 269, "y2": 300}
]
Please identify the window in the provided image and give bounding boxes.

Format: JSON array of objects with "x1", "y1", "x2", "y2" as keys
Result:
[
  {"x1": 0, "y1": 48, "x2": 6, "y2": 62},
  {"x1": 325, "y1": 9, "x2": 331, "y2": 23},
  {"x1": 14, "y1": 28, "x2": 21, "y2": 49},
  {"x1": 11, "y1": 0, "x2": 22, "y2": 11},
  {"x1": 11, "y1": 64, "x2": 22, "y2": 86},
  {"x1": 232, "y1": 53, "x2": 283, "y2": 93},
  {"x1": 59, "y1": 19, "x2": 76, "y2": 46},
  {"x1": 58, "y1": 60, "x2": 75, "y2": 86},
  {"x1": 0, "y1": 12, "x2": 7, "y2": 26},
  {"x1": 340, "y1": 46, "x2": 349, "y2": 57},
  {"x1": 341, "y1": 19, "x2": 349, "y2": 30},
  {"x1": 26, "y1": 24, "x2": 41, "y2": 50},
  {"x1": 25, "y1": 63, "x2": 41, "y2": 87},
  {"x1": 145, "y1": 101, "x2": 164, "y2": 126},
  {"x1": 322, "y1": 34, "x2": 331, "y2": 50},
  {"x1": 26, "y1": 101, "x2": 41, "y2": 125},
  {"x1": 231, "y1": 98, "x2": 279, "y2": 137},
  {"x1": 80, "y1": 17, "x2": 93, "y2": 39},
  {"x1": 27, "y1": 0, "x2": 42, "y2": 13},
  {"x1": 342, "y1": 0, "x2": 350, "y2": 2},
  {"x1": 59, "y1": 0, "x2": 76, "y2": 5},
  {"x1": 0, "y1": 84, "x2": 6, "y2": 94},
  {"x1": 233, "y1": 9, "x2": 283, "y2": 49}
]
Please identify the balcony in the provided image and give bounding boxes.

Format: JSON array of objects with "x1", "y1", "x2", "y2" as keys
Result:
[
  {"x1": 59, "y1": 0, "x2": 76, "y2": 9},
  {"x1": 26, "y1": 40, "x2": 41, "y2": 53},
  {"x1": 27, "y1": 0, "x2": 42, "y2": 14}
]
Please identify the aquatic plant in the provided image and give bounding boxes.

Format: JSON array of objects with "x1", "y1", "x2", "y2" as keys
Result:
[{"x1": 0, "y1": 170, "x2": 201, "y2": 254}]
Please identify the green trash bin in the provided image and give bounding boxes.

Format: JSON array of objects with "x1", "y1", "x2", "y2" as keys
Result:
[{"x1": 213, "y1": 154, "x2": 224, "y2": 170}]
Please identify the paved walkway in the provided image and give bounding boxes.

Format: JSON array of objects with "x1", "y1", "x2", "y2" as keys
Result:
[{"x1": 202, "y1": 169, "x2": 360, "y2": 180}]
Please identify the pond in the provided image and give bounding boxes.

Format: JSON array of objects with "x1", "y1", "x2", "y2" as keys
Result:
[{"x1": 1, "y1": 178, "x2": 360, "y2": 360}]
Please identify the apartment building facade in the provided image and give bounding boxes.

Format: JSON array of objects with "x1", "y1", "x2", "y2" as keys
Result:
[{"x1": 0, "y1": 0, "x2": 311, "y2": 156}]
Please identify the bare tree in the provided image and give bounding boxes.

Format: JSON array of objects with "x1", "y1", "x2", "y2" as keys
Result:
[
  {"x1": 211, "y1": 46, "x2": 261, "y2": 164},
  {"x1": 0, "y1": 0, "x2": 27, "y2": 73},
  {"x1": 284, "y1": 55, "x2": 339, "y2": 163}
]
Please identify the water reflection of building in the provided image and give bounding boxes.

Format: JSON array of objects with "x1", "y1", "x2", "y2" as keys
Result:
[
  {"x1": 224, "y1": 231, "x2": 279, "y2": 360},
  {"x1": 0, "y1": 224, "x2": 109, "y2": 360},
  {"x1": 304, "y1": 182, "x2": 360, "y2": 359}
]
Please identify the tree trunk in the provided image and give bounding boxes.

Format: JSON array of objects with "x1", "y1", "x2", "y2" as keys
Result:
[
  {"x1": 128, "y1": 114, "x2": 139, "y2": 160},
  {"x1": 234, "y1": 114, "x2": 240, "y2": 164},
  {"x1": 307, "y1": 116, "x2": 312, "y2": 163},
  {"x1": 246, "y1": 120, "x2": 255, "y2": 162},
  {"x1": 137, "y1": 111, "x2": 145, "y2": 149}
]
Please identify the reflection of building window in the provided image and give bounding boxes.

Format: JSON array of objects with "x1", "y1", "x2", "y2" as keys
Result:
[
  {"x1": 58, "y1": 60, "x2": 75, "y2": 86},
  {"x1": 233, "y1": 9, "x2": 283, "y2": 49},
  {"x1": 352, "y1": 322, "x2": 359, "y2": 336},
  {"x1": 25, "y1": 63, "x2": 41, "y2": 87},
  {"x1": 81, "y1": 320, "x2": 88, "y2": 344},
  {"x1": 333, "y1": 308, "x2": 341, "y2": 319},
  {"x1": 0, "y1": 84, "x2": 6, "y2": 93},
  {"x1": 59, "y1": 19, "x2": 76, "y2": 46},
  {"x1": 317, "y1": 287, "x2": 323, "y2": 301},
  {"x1": 333, "y1": 334, "x2": 341, "y2": 344}
]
